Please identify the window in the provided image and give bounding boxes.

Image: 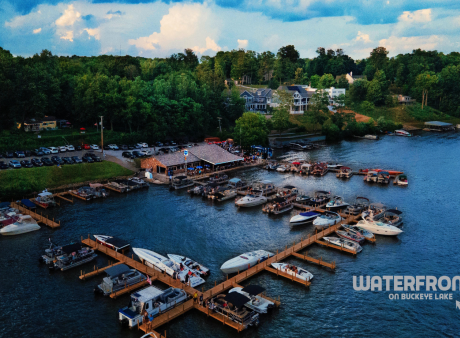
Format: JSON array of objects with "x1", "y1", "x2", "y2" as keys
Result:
[{"x1": 145, "y1": 302, "x2": 150, "y2": 310}]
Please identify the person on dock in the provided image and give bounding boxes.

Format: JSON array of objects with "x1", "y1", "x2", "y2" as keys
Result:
[
  {"x1": 199, "y1": 294, "x2": 203, "y2": 306},
  {"x1": 143, "y1": 310, "x2": 149, "y2": 324},
  {"x1": 193, "y1": 291, "x2": 198, "y2": 303}
]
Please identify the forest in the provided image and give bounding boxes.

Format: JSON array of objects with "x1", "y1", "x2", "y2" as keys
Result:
[{"x1": 1, "y1": 44, "x2": 460, "y2": 143}]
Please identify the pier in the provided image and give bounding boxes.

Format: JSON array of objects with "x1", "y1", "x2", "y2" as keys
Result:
[{"x1": 10, "y1": 202, "x2": 60, "y2": 228}]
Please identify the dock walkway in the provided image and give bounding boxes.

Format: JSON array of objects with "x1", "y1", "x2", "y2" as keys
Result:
[{"x1": 11, "y1": 202, "x2": 60, "y2": 228}]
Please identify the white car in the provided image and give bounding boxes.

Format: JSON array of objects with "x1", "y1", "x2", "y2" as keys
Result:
[
  {"x1": 40, "y1": 147, "x2": 51, "y2": 154},
  {"x1": 108, "y1": 144, "x2": 119, "y2": 150},
  {"x1": 59, "y1": 146, "x2": 66, "y2": 152},
  {"x1": 137, "y1": 142, "x2": 148, "y2": 148},
  {"x1": 65, "y1": 145, "x2": 75, "y2": 151},
  {"x1": 140, "y1": 150, "x2": 152, "y2": 156},
  {"x1": 90, "y1": 144, "x2": 99, "y2": 150},
  {"x1": 48, "y1": 147, "x2": 59, "y2": 154}
]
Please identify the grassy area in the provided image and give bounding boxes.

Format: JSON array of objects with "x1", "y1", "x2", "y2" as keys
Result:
[
  {"x1": 289, "y1": 114, "x2": 322, "y2": 133},
  {"x1": 0, "y1": 161, "x2": 133, "y2": 199}
]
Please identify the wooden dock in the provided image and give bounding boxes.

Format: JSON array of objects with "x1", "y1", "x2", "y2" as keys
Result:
[
  {"x1": 265, "y1": 266, "x2": 311, "y2": 287},
  {"x1": 54, "y1": 192, "x2": 74, "y2": 203},
  {"x1": 110, "y1": 279, "x2": 150, "y2": 299},
  {"x1": 291, "y1": 252, "x2": 336, "y2": 270},
  {"x1": 79, "y1": 262, "x2": 123, "y2": 280},
  {"x1": 314, "y1": 239, "x2": 358, "y2": 255},
  {"x1": 10, "y1": 202, "x2": 60, "y2": 228}
]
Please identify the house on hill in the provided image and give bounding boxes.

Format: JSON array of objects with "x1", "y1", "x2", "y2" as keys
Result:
[{"x1": 240, "y1": 88, "x2": 273, "y2": 113}]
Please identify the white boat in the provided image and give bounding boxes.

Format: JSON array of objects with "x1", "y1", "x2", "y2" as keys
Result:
[
  {"x1": 393, "y1": 174, "x2": 408, "y2": 186},
  {"x1": 289, "y1": 211, "x2": 320, "y2": 226},
  {"x1": 0, "y1": 215, "x2": 40, "y2": 236},
  {"x1": 356, "y1": 219, "x2": 403, "y2": 236},
  {"x1": 119, "y1": 286, "x2": 187, "y2": 328},
  {"x1": 364, "y1": 134, "x2": 378, "y2": 140},
  {"x1": 300, "y1": 163, "x2": 312, "y2": 175},
  {"x1": 327, "y1": 163, "x2": 344, "y2": 169},
  {"x1": 326, "y1": 196, "x2": 349, "y2": 209},
  {"x1": 221, "y1": 250, "x2": 274, "y2": 274},
  {"x1": 336, "y1": 166, "x2": 353, "y2": 178},
  {"x1": 363, "y1": 171, "x2": 378, "y2": 182},
  {"x1": 395, "y1": 129, "x2": 411, "y2": 137},
  {"x1": 271, "y1": 263, "x2": 314, "y2": 281},
  {"x1": 335, "y1": 230, "x2": 365, "y2": 244},
  {"x1": 235, "y1": 190, "x2": 267, "y2": 207},
  {"x1": 94, "y1": 235, "x2": 130, "y2": 252},
  {"x1": 323, "y1": 237, "x2": 362, "y2": 253},
  {"x1": 133, "y1": 248, "x2": 205, "y2": 288},
  {"x1": 167, "y1": 254, "x2": 210, "y2": 277},
  {"x1": 228, "y1": 286, "x2": 275, "y2": 313},
  {"x1": 341, "y1": 224, "x2": 374, "y2": 240},
  {"x1": 276, "y1": 164, "x2": 289, "y2": 172},
  {"x1": 313, "y1": 211, "x2": 342, "y2": 229},
  {"x1": 214, "y1": 189, "x2": 238, "y2": 201}
]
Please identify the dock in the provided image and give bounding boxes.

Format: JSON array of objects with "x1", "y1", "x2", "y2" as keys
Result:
[
  {"x1": 10, "y1": 202, "x2": 60, "y2": 228},
  {"x1": 264, "y1": 266, "x2": 311, "y2": 287},
  {"x1": 79, "y1": 261, "x2": 123, "y2": 280}
]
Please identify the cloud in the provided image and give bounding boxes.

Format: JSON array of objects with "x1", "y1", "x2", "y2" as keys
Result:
[
  {"x1": 355, "y1": 31, "x2": 371, "y2": 43},
  {"x1": 192, "y1": 36, "x2": 221, "y2": 53},
  {"x1": 60, "y1": 30, "x2": 74, "y2": 41},
  {"x1": 55, "y1": 4, "x2": 81, "y2": 26},
  {"x1": 237, "y1": 39, "x2": 248, "y2": 49},
  {"x1": 83, "y1": 27, "x2": 100, "y2": 40},
  {"x1": 379, "y1": 35, "x2": 442, "y2": 54},
  {"x1": 33, "y1": 27, "x2": 42, "y2": 34},
  {"x1": 399, "y1": 9, "x2": 432, "y2": 23},
  {"x1": 105, "y1": 10, "x2": 123, "y2": 19}
]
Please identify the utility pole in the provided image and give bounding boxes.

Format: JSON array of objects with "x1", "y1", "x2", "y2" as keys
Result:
[
  {"x1": 100, "y1": 116, "x2": 104, "y2": 156},
  {"x1": 217, "y1": 117, "x2": 222, "y2": 133}
]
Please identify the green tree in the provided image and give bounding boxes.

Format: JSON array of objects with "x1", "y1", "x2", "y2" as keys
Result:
[
  {"x1": 234, "y1": 112, "x2": 269, "y2": 147},
  {"x1": 322, "y1": 118, "x2": 341, "y2": 141},
  {"x1": 310, "y1": 74, "x2": 321, "y2": 88},
  {"x1": 294, "y1": 68, "x2": 304, "y2": 84},
  {"x1": 415, "y1": 71, "x2": 438, "y2": 109},
  {"x1": 318, "y1": 73, "x2": 335, "y2": 89}
]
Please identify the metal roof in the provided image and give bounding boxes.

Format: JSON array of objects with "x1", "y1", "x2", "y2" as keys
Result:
[
  {"x1": 105, "y1": 264, "x2": 131, "y2": 277},
  {"x1": 424, "y1": 121, "x2": 453, "y2": 126},
  {"x1": 189, "y1": 144, "x2": 243, "y2": 165}
]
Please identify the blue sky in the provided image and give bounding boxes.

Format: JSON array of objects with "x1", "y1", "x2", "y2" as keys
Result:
[{"x1": 1, "y1": 0, "x2": 460, "y2": 59}]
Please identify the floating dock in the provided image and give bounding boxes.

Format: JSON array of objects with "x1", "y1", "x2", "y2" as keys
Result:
[{"x1": 10, "y1": 202, "x2": 60, "y2": 228}]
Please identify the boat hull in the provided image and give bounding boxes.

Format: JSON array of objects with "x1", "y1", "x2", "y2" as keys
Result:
[{"x1": 0, "y1": 223, "x2": 40, "y2": 236}]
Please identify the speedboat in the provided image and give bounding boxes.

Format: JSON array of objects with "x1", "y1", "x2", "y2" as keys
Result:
[
  {"x1": 133, "y1": 248, "x2": 205, "y2": 287},
  {"x1": 95, "y1": 264, "x2": 146, "y2": 296},
  {"x1": 235, "y1": 190, "x2": 267, "y2": 207},
  {"x1": 313, "y1": 211, "x2": 342, "y2": 229},
  {"x1": 360, "y1": 168, "x2": 404, "y2": 176},
  {"x1": 345, "y1": 197, "x2": 370, "y2": 215},
  {"x1": 380, "y1": 209, "x2": 403, "y2": 227},
  {"x1": 327, "y1": 163, "x2": 344, "y2": 170},
  {"x1": 289, "y1": 211, "x2": 320, "y2": 226},
  {"x1": 341, "y1": 224, "x2": 374, "y2": 240},
  {"x1": 94, "y1": 235, "x2": 130, "y2": 252},
  {"x1": 167, "y1": 254, "x2": 210, "y2": 277},
  {"x1": 0, "y1": 215, "x2": 40, "y2": 235},
  {"x1": 362, "y1": 203, "x2": 387, "y2": 220},
  {"x1": 326, "y1": 196, "x2": 349, "y2": 209},
  {"x1": 336, "y1": 230, "x2": 365, "y2": 244},
  {"x1": 356, "y1": 219, "x2": 403, "y2": 236},
  {"x1": 395, "y1": 129, "x2": 411, "y2": 137},
  {"x1": 214, "y1": 189, "x2": 238, "y2": 201},
  {"x1": 271, "y1": 263, "x2": 313, "y2": 281},
  {"x1": 296, "y1": 194, "x2": 311, "y2": 204},
  {"x1": 221, "y1": 250, "x2": 274, "y2": 274},
  {"x1": 323, "y1": 237, "x2": 362, "y2": 253},
  {"x1": 394, "y1": 174, "x2": 408, "y2": 186},
  {"x1": 276, "y1": 164, "x2": 290, "y2": 172},
  {"x1": 229, "y1": 285, "x2": 275, "y2": 313}
]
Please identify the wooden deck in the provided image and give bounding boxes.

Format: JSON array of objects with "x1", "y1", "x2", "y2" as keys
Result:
[
  {"x1": 10, "y1": 202, "x2": 60, "y2": 228},
  {"x1": 110, "y1": 279, "x2": 150, "y2": 299},
  {"x1": 79, "y1": 262, "x2": 123, "y2": 280},
  {"x1": 291, "y1": 252, "x2": 336, "y2": 270}
]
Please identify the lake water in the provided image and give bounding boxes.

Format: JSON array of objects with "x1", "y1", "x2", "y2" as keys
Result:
[{"x1": 1, "y1": 131, "x2": 459, "y2": 338}]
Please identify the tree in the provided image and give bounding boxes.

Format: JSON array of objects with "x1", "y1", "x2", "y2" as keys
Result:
[
  {"x1": 335, "y1": 93, "x2": 346, "y2": 113},
  {"x1": 361, "y1": 101, "x2": 375, "y2": 115},
  {"x1": 272, "y1": 109, "x2": 290, "y2": 134},
  {"x1": 318, "y1": 73, "x2": 335, "y2": 89},
  {"x1": 234, "y1": 112, "x2": 269, "y2": 147},
  {"x1": 310, "y1": 75, "x2": 321, "y2": 88},
  {"x1": 415, "y1": 71, "x2": 438, "y2": 109},
  {"x1": 294, "y1": 68, "x2": 304, "y2": 84},
  {"x1": 336, "y1": 76, "x2": 349, "y2": 89},
  {"x1": 322, "y1": 118, "x2": 341, "y2": 141},
  {"x1": 369, "y1": 47, "x2": 389, "y2": 70}
]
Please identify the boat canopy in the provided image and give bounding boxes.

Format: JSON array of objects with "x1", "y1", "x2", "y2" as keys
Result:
[
  {"x1": 104, "y1": 237, "x2": 130, "y2": 248},
  {"x1": 229, "y1": 178, "x2": 242, "y2": 183},
  {"x1": 301, "y1": 163, "x2": 312, "y2": 168},
  {"x1": 224, "y1": 292, "x2": 251, "y2": 308},
  {"x1": 379, "y1": 171, "x2": 390, "y2": 176},
  {"x1": 0, "y1": 202, "x2": 11, "y2": 209},
  {"x1": 21, "y1": 199, "x2": 36, "y2": 209},
  {"x1": 251, "y1": 189, "x2": 263, "y2": 194},
  {"x1": 341, "y1": 166, "x2": 351, "y2": 170},
  {"x1": 398, "y1": 174, "x2": 407, "y2": 179},
  {"x1": 299, "y1": 211, "x2": 319, "y2": 217},
  {"x1": 386, "y1": 209, "x2": 402, "y2": 215},
  {"x1": 241, "y1": 285, "x2": 265, "y2": 296},
  {"x1": 61, "y1": 243, "x2": 83, "y2": 254},
  {"x1": 105, "y1": 263, "x2": 131, "y2": 277},
  {"x1": 292, "y1": 162, "x2": 301, "y2": 165}
]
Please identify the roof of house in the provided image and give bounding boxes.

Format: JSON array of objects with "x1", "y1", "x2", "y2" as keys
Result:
[
  {"x1": 284, "y1": 85, "x2": 314, "y2": 98},
  {"x1": 154, "y1": 152, "x2": 200, "y2": 167},
  {"x1": 240, "y1": 88, "x2": 272, "y2": 98},
  {"x1": 189, "y1": 144, "x2": 243, "y2": 165}
]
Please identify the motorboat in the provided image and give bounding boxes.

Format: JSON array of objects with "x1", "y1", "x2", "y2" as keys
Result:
[
  {"x1": 327, "y1": 163, "x2": 344, "y2": 170},
  {"x1": 289, "y1": 142, "x2": 311, "y2": 151},
  {"x1": 295, "y1": 194, "x2": 311, "y2": 204},
  {"x1": 300, "y1": 163, "x2": 312, "y2": 175},
  {"x1": 235, "y1": 190, "x2": 267, "y2": 208},
  {"x1": 336, "y1": 166, "x2": 353, "y2": 178},
  {"x1": 34, "y1": 190, "x2": 57, "y2": 208},
  {"x1": 167, "y1": 254, "x2": 210, "y2": 277},
  {"x1": 106, "y1": 181, "x2": 129, "y2": 193},
  {"x1": 40, "y1": 241, "x2": 76, "y2": 264},
  {"x1": 362, "y1": 203, "x2": 387, "y2": 220},
  {"x1": 323, "y1": 237, "x2": 362, "y2": 253},
  {"x1": 394, "y1": 129, "x2": 412, "y2": 137},
  {"x1": 313, "y1": 211, "x2": 342, "y2": 229},
  {"x1": 307, "y1": 191, "x2": 331, "y2": 206},
  {"x1": 220, "y1": 250, "x2": 274, "y2": 274},
  {"x1": 205, "y1": 184, "x2": 226, "y2": 199},
  {"x1": 50, "y1": 244, "x2": 97, "y2": 271},
  {"x1": 276, "y1": 185, "x2": 298, "y2": 198},
  {"x1": 214, "y1": 189, "x2": 238, "y2": 202},
  {"x1": 312, "y1": 163, "x2": 328, "y2": 176},
  {"x1": 170, "y1": 176, "x2": 194, "y2": 190},
  {"x1": 133, "y1": 248, "x2": 205, "y2": 288},
  {"x1": 252, "y1": 180, "x2": 276, "y2": 195},
  {"x1": 377, "y1": 171, "x2": 390, "y2": 184},
  {"x1": 360, "y1": 168, "x2": 404, "y2": 176},
  {"x1": 276, "y1": 164, "x2": 290, "y2": 173},
  {"x1": 128, "y1": 177, "x2": 149, "y2": 188},
  {"x1": 209, "y1": 293, "x2": 259, "y2": 330},
  {"x1": 356, "y1": 219, "x2": 403, "y2": 236},
  {"x1": 380, "y1": 209, "x2": 403, "y2": 227},
  {"x1": 326, "y1": 196, "x2": 349, "y2": 209},
  {"x1": 95, "y1": 264, "x2": 146, "y2": 296},
  {"x1": 363, "y1": 171, "x2": 378, "y2": 182},
  {"x1": 119, "y1": 286, "x2": 187, "y2": 328},
  {"x1": 228, "y1": 285, "x2": 274, "y2": 313},
  {"x1": 208, "y1": 173, "x2": 229, "y2": 184},
  {"x1": 345, "y1": 197, "x2": 370, "y2": 215},
  {"x1": 94, "y1": 235, "x2": 130, "y2": 252},
  {"x1": 188, "y1": 185, "x2": 204, "y2": 195},
  {"x1": 228, "y1": 177, "x2": 249, "y2": 190},
  {"x1": 289, "y1": 211, "x2": 320, "y2": 226},
  {"x1": 262, "y1": 197, "x2": 294, "y2": 215},
  {"x1": 342, "y1": 224, "x2": 374, "y2": 240},
  {"x1": 71, "y1": 186, "x2": 96, "y2": 200},
  {"x1": 271, "y1": 263, "x2": 314, "y2": 281},
  {"x1": 0, "y1": 215, "x2": 40, "y2": 236},
  {"x1": 394, "y1": 174, "x2": 408, "y2": 186},
  {"x1": 335, "y1": 230, "x2": 365, "y2": 244}
]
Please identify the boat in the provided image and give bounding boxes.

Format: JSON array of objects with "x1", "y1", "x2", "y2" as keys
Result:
[
  {"x1": 312, "y1": 163, "x2": 328, "y2": 176},
  {"x1": 362, "y1": 203, "x2": 387, "y2": 220},
  {"x1": 94, "y1": 235, "x2": 130, "y2": 252},
  {"x1": 228, "y1": 285, "x2": 274, "y2": 313},
  {"x1": 276, "y1": 164, "x2": 290, "y2": 172},
  {"x1": 356, "y1": 219, "x2": 403, "y2": 236},
  {"x1": 0, "y1": 215, "x2": 40, "y2": 236},
  {"x1": 336, "y1": 166, "x2": 353, "y2": 178},
  {"x1": 290, "y1": 162, "x2": 302, "y2": 173},
  {"x1": 363, "y1": 171, "x2": 378, "y2": 182},
  {"x1": 289, "y1": 142, "x2": 311, "y2": 151},
  {"x1": 327, "y1": 163, "x2": 344, "y2": 170},
  {"x1": 205, "y1": 184, "x2": 226, "y2": 199},
  {"x1": 50, "y1": 244, "x2": 97, "y2": 271},
  {"x1": 360, "y1": 168, "x2": 404, "y2": 176},
  {"x1": 276, "y1": 185, "x2": 298, "y2": 198},
  {"x1": 377, "y1": 171, "x2": 390, "y2": 184},
  {"x1": 106, "y1": 181, "x2": 129, "y2": 193},
  {"x1": 220, "y1": 250, "x2": 274, "y2": 274},
  {"x1": 335, "y1": 230, "x2": 365, "y2": 244},
  {"x1": 271, "y1": 263, "x2": 314, "y2": 281},
  {"x1": 323, "y1": 237, "x2": 362, "y2": 253},
  {"x1": 393, "y1": 174, "x2": 408, "y2": 186},
  {"x1": 307, "y1": 191, "x2": 331, "y2": 206},
  {"x1": 95, "y1": 264, "x2": 146, "y2": 296},
  {"x1": 380, "y1": 209, "x2": 403, "y2": 227},
  {"x1": 300, "y1": 163, "x2": 312, "y2": 175},
  {"x1": 354, "y1": 134, "x2": 379, "y2": 140},
  {"x1": 313, "y1": 211, "x2": 342, "y2": 229},
  {"x1": 188, "y1": 185, "x2": 204, "y2": 195},
  {"x1": 326, "y1": 196, "x2": 349, "y2": 209},
  {"x1": 394, "y1": 129, "x2": 412, "y2": 137},
  {"x1": 235, "y1": 190, "x2": 267, "y2": 208},
  {"x1": 214, "y1": 189, "x2": 238, "y2": 201},
  {"x1": 119, "y1": 286, "x2": 187, "y2": 328},
  {"x1": 227, "y1": 177, "x2": 249, "y2": 190},
  {"x1": 289, "y1": 211, "x2": 320, "y2": 226},
  {"x1": 170, "y1": 176, "x2": 194, "y2": 190},
  {"x1": 167, "y1": 254, "x2": 210, "y2": 277},
  {"x1": 295, "y1": 194, "x2": 311, "y2": 204},
  {"x1": 34, "y1": 190, "x2": 57, "y2": 208},
  {"x1": 345, "y1": 197, "x2": 370, "y2": 215},
  {"x1": 251, "y1": 180, "x2": 276, "y2": 195},
  {"x1": 341, "y1": 224, "x2": 374, "y2": 240},
  {"x1": 209, "y1": 293, "x2": 259, "y2": 330},
  {"x1": 208, "y1": 173, "x2": 229, "y2": 184},
  {"x1": 133, "y1": 248, "x2": 205, "y2": 288},
  {"x1": 262, "y1": 197, "x2": 294, "y2": 215},
  {"x1": 128, "y1": 177, "x2": 149, "y2": 188}
]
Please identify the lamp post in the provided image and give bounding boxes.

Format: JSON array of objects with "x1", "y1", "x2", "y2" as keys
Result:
[
  {"x1": 99, "y1": 116, "x2": 104, "y2": 156},
  {"x1": 217, "y1": 117, "x2": 222, "y2": 133}
]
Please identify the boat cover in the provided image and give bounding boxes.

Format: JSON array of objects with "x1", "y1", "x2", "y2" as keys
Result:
[
  {"x1": 241, "y1": 285, "x2": 265, "y2": 295},
  {"x1": 229, "y1": 178, "x2": 241, "y2": 183},
  {"x1": 105, "y1": 263, "x2": 131, "y2": 277},
  {"x1": 61, "y1": 243, "x2": 83, "y2": 254},
  {"x1": 105, "y1": 237, "x2": 130, "y2": 249},
  {"x1": 224, "y1": 292, "x2": 251, "y2": 308},
  {"x1": 21, "y1": 199, "x2": 36, "y2": 209},
  {"x1": 299, "y1": 211, "x2": 319, "y2": 217},
  {"x1": 176, "y1": 176, "x2": 187, "y2": 180},
  {"x1": 0, "y1": 202, "x2": 11, "y2": 209}
]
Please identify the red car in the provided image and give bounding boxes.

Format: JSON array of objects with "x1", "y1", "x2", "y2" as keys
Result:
[{"x1": 82, "y1": 144, "x2": 90, "y2": 150}]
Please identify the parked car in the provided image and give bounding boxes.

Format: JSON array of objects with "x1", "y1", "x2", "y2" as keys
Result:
[
  {"x1": 128, "y1": 145, "x2": 135, "y2": 150},
  {"x1": 120, "y1": 145, "x2": 128, "y2": 150},
  {"x1": 32, "y1": 149, "x2": 44, "y2": 156},
  {"x1": 164, "y1": 142, "x2": 170, "y2": 146},
  {"x1": 62, "y1": 157, "x2": 74, "y2": 164},
  {"x1": 82, "y1": 144, "x2": 90, "y2": 150},
  {"x1": 87, "y1": 153, "x2": 101, "y2": 162},
  {"x1": 90, "y1": 144, "x2": 99, "y2": 150},
  {"x1": 39, "y1": 147, "x2": 51, "y2": 155},
  {"x1": 76, "y1": 145, "x2": 82, "y2": 151},
  {"x1": 103, "y1": 145, "x2": 111, "y2": 150},
  {"x1": 20, "y1": 160, "x2": 33, "y2": 168},
  {"x1": 71, "y1": 156, "x2": 82, "y2": 164},
  {"x1": 137, "y1": 142, "x2": 148, "y2": 148},
  {"x1": 24, "y1": 150, "x2": 32, "y2": 157},
  {"x1": 122, "y1": 151, "x2": 134, "y2": 158},
  {"x1": 170, "y1": 141, "x2": 177, "y2": 146},
  {"x1": 4, "y1": 150, "x2": 14, "y2": 158},
  {"x1": 155, "y1": 142, "x2": 163, "y2": 147},
  {"x1": 48, "y1": 147, "x2": 59, "y2": 154},
  {"x1": 0, "y1": 161, "x2": 8, "y2": 169},
  {"x1": 82, "y1": 154, "x2": 94, "y2": 163},
  {"x1": 59, "y1": 146, "x2": 67, "y2": 153},
  {"x1": 41, "y1": 157, "x2": 54, "y2": 166},
  {"x1": 132, "y1": 151, "x2": 145, "y2": 158},
  {"x1": 31, "y1": 158, "x2": 43, "y2": 167},
  {"x1": 66, "y1": 145, "x2": 75, "y2": 151},
  {"x1": 9, "y1": 160, "x2": 21, "y2": 168},
  {"x1": 140, "y1": 150, "x2": 152, "y2": 156},
  {"x1": 51, "y1": 156, "x2": 64, "y2": 165},
  {"x1": 14, "y1": 151, "x2": 25, "y2": 158}
]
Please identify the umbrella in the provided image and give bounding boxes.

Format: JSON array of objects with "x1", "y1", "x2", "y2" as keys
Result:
[
  {"x1": 292, "y1": 162, "x2": 301, "y2": 165},
  {"x1": 188, "y1": 168, "x2": 194, "y2": 170},
  {"x1": 196, "y1": 166, "x2": 203, "y2": 169},
  {"x1": 241, "y1": 285, "x2": 265, "y2": 296},
  {"x1": 205, "y1": 164, "x2": 210, "y2": 167},
  {"x1": 224, "y1": 292, "x2": 250, "y2": 308}
]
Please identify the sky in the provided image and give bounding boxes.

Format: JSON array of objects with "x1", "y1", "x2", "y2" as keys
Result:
[{"x1": 1, "y1": 0, "x2": 460, "y2": 59}]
